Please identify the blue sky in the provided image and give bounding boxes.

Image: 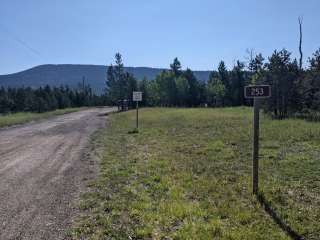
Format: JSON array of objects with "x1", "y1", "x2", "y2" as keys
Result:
[{"x1": 0, "y1": 0, "x2": 319, "y2": 74}]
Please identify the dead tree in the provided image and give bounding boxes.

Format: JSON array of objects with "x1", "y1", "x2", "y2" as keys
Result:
[{"x1": 298, "y1": 17, "x2": 303, "y2": 70}]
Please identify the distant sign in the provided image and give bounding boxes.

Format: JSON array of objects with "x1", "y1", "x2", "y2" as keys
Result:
[
  {"x1": 245, "y1": 85, "x2": 271, "y2": 98},
  {"x1": 133, "y1": 91, "x2": 142, "y2": 101}
]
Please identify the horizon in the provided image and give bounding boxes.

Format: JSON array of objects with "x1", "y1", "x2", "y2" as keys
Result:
[
  {"x1": 1, "y1": 0, "x2": 320, "y2": 75},
  {"x1": 0, "y1": 63, "x2": 217, "y2": 76}
]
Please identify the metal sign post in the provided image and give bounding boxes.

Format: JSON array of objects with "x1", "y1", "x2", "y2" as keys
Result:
[
  {"x1": 132, "y1": 91, "x2": 142, "y2": 129},
  {"x1": 245, "y1": 85, "x2": 271, "y2": 195},
  {"x1": 136, "y1": 101, "x2": 139, "y2": 129}
]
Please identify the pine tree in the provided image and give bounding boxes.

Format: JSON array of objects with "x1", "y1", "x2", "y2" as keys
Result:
[
  {"x1": 170, "y1": 57, "x2": 182, "y2": 77},
  {"x1": 139, "y1": 77, "x2": 149, "y2": 106},
  {"x1": 217, "y1": 61, "x2": 229, "y2": 106},
  {"x1": 230, "y1": 61, "x2": 246, "y2": 106},
  {"x1": 184, "y1": 68, "x2": 200, "y2": 106}
]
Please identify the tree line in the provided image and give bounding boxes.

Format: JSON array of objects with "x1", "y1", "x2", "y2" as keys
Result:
[
  {"x1": 0, "y1": 84, "x2": 105, "y2": 114},
  {"x1": 1, "y1": 48, "x2": 319, "y2": 119},
  {"x1": 106, "y1": 49, "x2": 320, "y2": 119}
]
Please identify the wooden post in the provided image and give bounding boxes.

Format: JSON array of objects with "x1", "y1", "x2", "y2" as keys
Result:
[
  {"x1": 252, "y1": 98, "x2": 260, "y2": 194},
  {"x1": 136, "y1": 101, "x2": 139, "y2": 129},
  {"x1": 245, "y1": 85, "x2": 271, "y2": 195}
]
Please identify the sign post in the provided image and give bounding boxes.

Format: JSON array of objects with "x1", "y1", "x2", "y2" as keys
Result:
[
  {"x1": 136, "y1": 101, "x2": 139, "y2": 129},
  {"x1": 244, "y1": 85, "x2": 271, "y2": 195},
  {"x1": 252, "y1": 98, "x2": 260, "y2": 194},
  {"x1": 132, "y1": 91, "x2": 142, "y2": 129}
]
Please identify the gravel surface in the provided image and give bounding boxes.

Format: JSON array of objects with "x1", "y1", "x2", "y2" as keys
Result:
[{"x1": 0, "y1": 107, "x2": 116, "y2": 240}]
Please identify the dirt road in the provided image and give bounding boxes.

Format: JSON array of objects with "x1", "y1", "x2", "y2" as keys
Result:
[{"x1": 0, "y1": 107, "x2": 115, "y2": 240}]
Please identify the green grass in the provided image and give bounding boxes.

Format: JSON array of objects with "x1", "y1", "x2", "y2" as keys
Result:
[
  {"x1": 72, "y1": 107, "x2": 320, "y2": 240},
  {"x1": 0, "y1": 108, "x2": 83, "y2": 128}
]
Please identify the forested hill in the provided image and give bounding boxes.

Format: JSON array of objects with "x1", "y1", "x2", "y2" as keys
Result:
[{"x1": 0, "y1": 64, "x2": 211, "y2": 93}]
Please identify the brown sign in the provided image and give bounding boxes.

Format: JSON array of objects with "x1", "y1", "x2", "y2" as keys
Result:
[{"x1": 245, "y1": 85, "x2": 271, "y2": 98}]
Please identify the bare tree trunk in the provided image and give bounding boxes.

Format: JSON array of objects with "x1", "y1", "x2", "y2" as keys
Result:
[{"x1": 298, "y1": 17, "x2": 303, "y2": 70}]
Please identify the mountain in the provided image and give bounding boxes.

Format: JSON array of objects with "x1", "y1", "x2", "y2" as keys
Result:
[{"x1": 0, "y1": 64, "x2": 211, "y2": 94}]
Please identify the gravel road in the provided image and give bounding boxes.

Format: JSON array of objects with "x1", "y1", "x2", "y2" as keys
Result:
[{"x1": 0, "y1": 107, "x2": 115, "y2": 240}]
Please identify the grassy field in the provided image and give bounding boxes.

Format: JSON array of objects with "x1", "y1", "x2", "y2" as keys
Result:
[
  {"x1": 0, "y1": 108, "x2": 83, "y2": 128},
  {"x1": 72, "y1": 107, "x2": 320, "y2": 240}
]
